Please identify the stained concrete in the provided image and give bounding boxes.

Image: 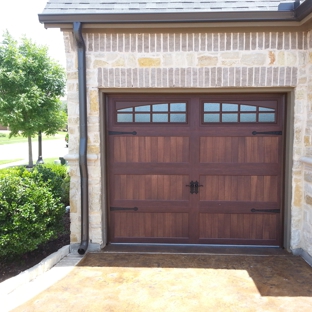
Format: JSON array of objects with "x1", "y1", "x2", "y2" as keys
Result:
[{"x1": 12, "y1": 251, "x2": 312, "y2": 312}]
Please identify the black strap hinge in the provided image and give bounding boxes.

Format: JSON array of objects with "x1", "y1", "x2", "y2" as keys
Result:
[
  {"x1": 251, "y1": 208, "x2": 280, "y2": 213},
  {"x1": 108, "y1": 130, "x2": 137, "y2": 135},
  {"x1": 110, "y1": 207, "x2": 138, "y2": 211},
  {"x1": 252, "y1": 131, "x2": 282, "y2": 136}
]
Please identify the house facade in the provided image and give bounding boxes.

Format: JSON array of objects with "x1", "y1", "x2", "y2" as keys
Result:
[{"x1": 40, "y1": 0, "x2": 312, "y2": 264}]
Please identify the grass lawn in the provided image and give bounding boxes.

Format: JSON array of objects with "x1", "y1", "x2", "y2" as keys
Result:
[
  {"x1": 0, "y1": 132, "x2": 67, "y2": 145},
  {"x1": 40, "y1": 157, "x2": 64, "y2": 164},
  {"x1": 0, "y1": 159, "x2": 23, "y2": 165}
]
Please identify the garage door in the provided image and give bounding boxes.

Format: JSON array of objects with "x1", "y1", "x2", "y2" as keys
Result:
[{"x1": 107, "y1": 94, "x2": 285, "y2": 246}]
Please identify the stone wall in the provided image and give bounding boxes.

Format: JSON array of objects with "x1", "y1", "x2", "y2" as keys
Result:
[
  {"x1": 63, "y1": 29, "x2": 312, "y2": 255},
  {"x1": 298, "y1": 30, "x2": 312, "y2": 260}
]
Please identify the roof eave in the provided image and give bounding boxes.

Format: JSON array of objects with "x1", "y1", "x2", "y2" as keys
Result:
[
  {"x1": 38, "y1": 10, "x2": 296, "y2": 26},
  {"x1": 295, "y1": 0, "x2": 312, "y2": 20}
]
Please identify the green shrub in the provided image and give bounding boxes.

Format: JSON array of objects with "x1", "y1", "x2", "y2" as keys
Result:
[
  {"x1": 0, "y1": 133, "x2": 7, "y2": 138},
  {"x1": 33, "y1": 164, "x2": 70, "y2": 206},
  {"x1": 0, "y1": 164, "x2": 70, "y2": 258},
  {"x1": 0, "y1": 175, "x2": 64, "y2": 258},
  {"x1": 31, "y1": 165, "x2": 64, "y2": 200},
  {"x1": 42, "y1": 163, "x2": 68, "y2": 179},
  {"x1": 61, "y1": 175, "x2": 70, "y2": 207}
]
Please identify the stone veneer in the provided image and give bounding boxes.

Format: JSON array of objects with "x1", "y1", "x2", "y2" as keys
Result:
[{"x1": 63, "y1": 30, "x2": 312, "y2": 257}]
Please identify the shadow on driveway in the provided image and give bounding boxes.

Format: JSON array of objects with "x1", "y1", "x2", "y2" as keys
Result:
[{"x1": 13, "y1": 252, "x2": 312, "y2": 312}]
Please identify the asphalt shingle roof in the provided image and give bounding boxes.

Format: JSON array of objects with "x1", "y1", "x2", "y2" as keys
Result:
[{"x1": 42, "y1": 0, "x2": 306, "y2": 14}]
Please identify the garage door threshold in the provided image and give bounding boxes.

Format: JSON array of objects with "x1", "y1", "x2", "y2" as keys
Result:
[{"x1": 100, "y1": 244, "x2": 289, "y2": 256}]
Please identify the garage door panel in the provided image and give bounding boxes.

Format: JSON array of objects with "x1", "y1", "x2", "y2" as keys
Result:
[
  {"x1": 199, "y1": 175, "x2": 278, "y2": 201},
  {"x1": 108, "y1": 94, "x2": 284, "y2": 246},
  {"x1": 199, "y1": 201, "x2": 279, "y2": 213},
  {"x1": 199, "y1": 213, "x2": 278, "y2": 240},
  {"x1": 112, "y1": 165, "x2": 191, "y2": 175},
  {"x1": 113, "y1": 136, "x2": 190, "y2": 163},
  {"x1": 114, "y1": 175, "x2": 190, "y2": 200},
  {"x1": 112, "y1": 201, "x2": 190, "y2": 210},
  {"x1": 200, "y1": 137, "x2": 279, "y2": 163},
  {"x1": 113, "y1": 212, "x2": 189, "y2": 238},
  {"x1": 198, "y1": 163, "x2": 279, "y2": 175}
]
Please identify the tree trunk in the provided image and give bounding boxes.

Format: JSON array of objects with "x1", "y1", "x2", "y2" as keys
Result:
[{"x1": 28, "y1": 135, "x2": 33, "y2": 167}]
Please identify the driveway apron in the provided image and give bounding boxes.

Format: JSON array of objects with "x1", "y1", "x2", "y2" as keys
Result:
[{"x1": 12, "y1": 251, "x2": 312, "y2": 312}]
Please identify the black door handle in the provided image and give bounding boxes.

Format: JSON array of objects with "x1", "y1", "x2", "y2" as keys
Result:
[
  {"x1": 194, "y1": 181, "x2": 203, "y2": 194},
  {"x1": 186, "y1": 181, "x2": 203, "y2": 194},
  {"x1": 186, "y1": 181, "x2": 195, "y2": 194}
]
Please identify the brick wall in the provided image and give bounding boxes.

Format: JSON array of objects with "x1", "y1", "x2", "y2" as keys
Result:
[{"x1": 64, "y1": 29, "x2": 312, "y2": 255}]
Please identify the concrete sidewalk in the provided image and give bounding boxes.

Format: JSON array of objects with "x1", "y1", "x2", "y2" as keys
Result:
[{"x1": 6, "y1": 249, "x2": 312, "y2": 312}]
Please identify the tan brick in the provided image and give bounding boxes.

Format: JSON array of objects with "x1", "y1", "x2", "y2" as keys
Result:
[
  {"x1": 126, "y1": 54, "x2": 137, "y2": 67},
  {"x1": 70, "y1": 234, "x2": 78, "y2": 243},
  {"x1": 89, "y1": 90, "x2": 99, "y2": 113},
  {"x1": 163, "y1": 54, "x2": 173, "y2": 67},
  {"x1": 305, "y1": 195, "x2": 312, "y2": 205},
  {"x1": 67, "y1": 71, "x2": 78, "y2": 79},
  {"x1": 268, "y1": 51, "x2": 276, "y2": 65},
  {"x1": 304, "y1": 136, "x2": 311, "y2": 146},
  {"x1": 68, "y1": 117, "x2": 79, "y2": 126},
  {"x1": 111, "y1": 57, "x2": 125, "y2": 67},
  {"x1": 186, "y1": 53, "x2": 196, "y2": 66},
  {"x1": 309, "y1": 52, "x2": 312, "y2": 63},
  {"x1": 197, "y1": 55, "x2": 218, "y2": 66},
  {"x1": 138, "y1": 57, "x2": 161, "y2": 67},
  {"x1": 304, "y1": 172, "x2": 312, "y2": 183},
  {"x1": 222, "y1": 59, "x2": 239, "y2": 66},
  {"x1": 298, "y1": 77, "x2": 307, "y2": 84},
  {"x1": 276, "y1": 51, "x2": 285, "y2": 65},
  {"x1": 70, "y1": 202, "x2": 78, "y2": 213},
  {"x1": 293, "y1": 182, "x2": 303, "y2": 207},
  {"x1": 88, "y1": 145, "x2": 100, "y2": 154},
  {"x1": 285, "y1": 51, "x2": 297, "y2": 66},
  {"x1": 241, "y1": 53, "x2": 266, "y2": 66},
  {"x1": 220, "y1": 52, "x2": 240, "y2": 59},
  {"x1": 93, "y1": 59, "x2": 109, "y2": 68},
  {"x1": 295, "y1": 89, "x2": 306, "y2": 100}
]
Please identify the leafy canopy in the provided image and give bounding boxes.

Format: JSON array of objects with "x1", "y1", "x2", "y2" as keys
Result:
[{"x1": 0, "y1": 31, "x2": 67, "y2": 137}]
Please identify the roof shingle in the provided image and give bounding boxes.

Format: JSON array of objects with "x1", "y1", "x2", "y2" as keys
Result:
[{"x1": 41, "y1": 0, "x2": 306, "y2": 14}]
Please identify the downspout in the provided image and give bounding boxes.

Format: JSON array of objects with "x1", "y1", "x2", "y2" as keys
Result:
[{"x1": 73, "y1": 22, "x2": 89, "y2": 255}]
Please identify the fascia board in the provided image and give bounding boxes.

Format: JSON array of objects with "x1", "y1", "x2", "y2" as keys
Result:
[
  {"x1": 38, "y1": 11, "x2": 296, "y2": 26},
  {"x1": 295, "y1": 0, "x2": 312, "y2": 20}
]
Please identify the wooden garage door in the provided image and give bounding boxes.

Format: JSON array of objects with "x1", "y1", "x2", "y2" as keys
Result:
[{"x1": 107, "y1": 94, "x2": 285, "y2": 246}]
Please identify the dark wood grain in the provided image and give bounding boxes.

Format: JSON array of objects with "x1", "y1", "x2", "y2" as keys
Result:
[{"x1": 107, "y1": 94, "x2": 285, "y2": 246}]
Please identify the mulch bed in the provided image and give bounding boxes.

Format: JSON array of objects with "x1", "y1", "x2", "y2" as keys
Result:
[{"x1": 0, "y1": 213, "x2": 70, "y2": 283}]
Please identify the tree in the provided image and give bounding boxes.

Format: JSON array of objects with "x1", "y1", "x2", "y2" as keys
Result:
[{"x1": 0, "y1": 32, "x2": 66, "y2": 167}]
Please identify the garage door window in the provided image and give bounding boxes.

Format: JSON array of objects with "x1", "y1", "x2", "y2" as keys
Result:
[
  {"x1": 203, "y1": 103, "x2": 276, "y2": 123},
  {"x1": 117, "y1": 103, "x2": 187, "y2": 123}
]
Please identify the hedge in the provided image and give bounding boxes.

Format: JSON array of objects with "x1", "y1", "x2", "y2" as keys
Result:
[{"x1": 0, "y1": 164, "x2": 70, "y2": 258}]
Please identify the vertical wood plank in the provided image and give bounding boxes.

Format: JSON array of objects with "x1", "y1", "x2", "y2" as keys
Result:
[{"x1": 176, "y1": 137, "x2": 183, "y2": 162}]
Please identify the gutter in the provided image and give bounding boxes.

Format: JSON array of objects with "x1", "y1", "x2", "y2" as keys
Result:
[
  {"x1": 39, "y1": 10, "x2": 296, "y2": 25},
  {"x1": 295, "y1": 0, "x2": 312, "y2": 20},
  {"x1": 73, "y1": 22, "x2": 89, "y2": 255}
]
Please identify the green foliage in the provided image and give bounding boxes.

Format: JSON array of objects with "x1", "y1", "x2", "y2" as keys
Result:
[
  {"x1": 0, "y1": 133, "x2": 6, "y2": 137},
  {"x1": 0, "y1": 164, "x2": 70, "y2": 257},
  {"x1": 0, "y1": 32, "x2": 67, "y2": 166},
  {"x1": 61, "y1": 175, "x2": 70, "y2": 207},
  {"x1": 42, "y1": 163, "x2": 68, "y2": 179},
  {"x1": 0, "y1": 175, "x2": 64, "y2": 258}
]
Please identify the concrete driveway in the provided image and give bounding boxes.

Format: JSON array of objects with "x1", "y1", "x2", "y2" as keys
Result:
[{"x1": 8, "y1": 248, "x2": 312, "y2": 312}]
